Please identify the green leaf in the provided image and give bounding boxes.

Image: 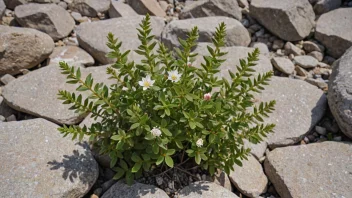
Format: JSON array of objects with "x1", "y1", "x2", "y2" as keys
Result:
[
  {"x1": 131, "y1": 153, "x2": 142, "y2": 162},
  {"x1": 132, "y1": 162, "x2": 142, "y2": 173},
  {"x1": 165, "y1": 156, "x2": 174, "y2": 168},
  {"x1": 161, "y1": 128, "x2": 172, "y2": 136},
  {"x1": 152, "y1": 144, "x2": 159, "y2": 154},
  {"x1": 113, "y1": 167, "x2": 125, "y2": 180},
  {"x1": 119, "y1": 160, "x2": 128, "y2": 171},
  {"x1": 156, "y1": 156, "x2": 164, "y2": 165},
  {"x1": 111, "y1": 135, "x2": 122, "y2": 141},
  {"x1": 130, "y1": 123, "x2": 140, "y2": 130},
  {"x1": 189, "y1": 121, "x2": 196, "y2": 129},
  {"x1": 166, "y1": 149, "x2": 175, "y2": 156},
  {"x1": 195, "y1": 153, "x2": 201, "y2": 164}
]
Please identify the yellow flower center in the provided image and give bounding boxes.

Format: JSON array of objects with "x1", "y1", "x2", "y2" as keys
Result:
[
  {"x1": 143, "y1": 81, "x2": 150, "y2": 87},
  {"x1": 171, "y1": 75, "x2": 177, "y2": 80}
]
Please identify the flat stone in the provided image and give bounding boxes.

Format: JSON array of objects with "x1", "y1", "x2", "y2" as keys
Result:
[
  {"x1": 178, "y1": 181, "x2": 239, "y2": 198},
  {"x1": 0, "y1": 74, "x2": 16, "y2": 85},
  {"x1": 101, "y1": 181, "x2": 169, "y2": 198},
  {"x1": 162, "y1": 17, "x2": 250, "y2": 49},
  {"x1": 179, "y1": 0, "x2": 241, "y2": 21},
  {"x1": 314, "y1": 0, "x2": 341, "y2": 15},
  {"x1": 264, "y1": 141, "x2": 352, "y2": 198},
  {"x1": 0, "y1": 96, "x2": 16, "y2": 118},
  {"x1": 2, "y1": 64, "x2": 113, "y2": 125},
  {"x1": 69, "y1": 0, "x2": 110, "y2": 17},
  {"x1": 229, "y1": 155, "x2": 268, "y2": 197},
  {"x1": 126, "y1": 0, "x2": 166, "y2": 17},
  {"x1": 251, "y1": 42, "x2": 269, "y2": 57},
  {"x1": 244, "y1": 139, "x2": 268, "y2": 160},
  {"x1": 0, "y1": 25, "x2": 54, "y2": 75},
  {"x1": 303, "y1": 40, "x2": 325, "y2": 53},
  {"x1": 284, "y1": 42, "x2": 304, "y2": 56},
  {"x1": 271, "y1": 57, "x2": 295, "y2": 75},
  {"x1": 213, "y1": 171, "x2": 233, "y2": 192},
  {"x1": 305, "y1": 77, "x2": 328, "y2": 89},
  {"x1": 328, "y1": 47, "x2": 352, "y2": 139},
  {"x1": 49, "y1": 46, "x2": 95, "y2": 66},
  {"x1": 76, "y1": 16, "x2": 165, "y2": 64},
  {"x1": 0, "y1": 119, "x2": 99, "y2": 197},
  {"x1": 109, "y1": 1, "x2": 139, "y2": 18},
  {"x1": 294, "y1": 55, "x2": 319, "y2": 69},
  {"x1": 315, "y1": 8, "x2": 352, "y2": 58},
  {"x1": 308, "y1": 51, "x2": 324, "y2": 62},
  {"x1": 250, "y1": 0, "x2": 315, "y2": 41}
]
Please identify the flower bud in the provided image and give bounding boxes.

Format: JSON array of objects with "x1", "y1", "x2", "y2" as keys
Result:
[{"x1": 203, "y1": 93, "x2": 211, "y2": 101}]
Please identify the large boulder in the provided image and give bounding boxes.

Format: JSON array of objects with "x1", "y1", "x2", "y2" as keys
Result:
[
  {"x1": 15, "y1": 3, "x2": 75, "y2": 41},
  {"x1": 162, "y1": 17, "x2": 250, "y2": 49},
  {"x1": 0, "y1": 119, "x2": 99, "y2": 197},
  {"x1": 179, "y1": 0, "x2": 241, "y2": 21},
  {"x1": 48, "y1": 46, "x2": 95, "y2": 66},
  {"x1": 126, "y1": 0, "x2": 166, "y2": 17},
  {"x1": 315, "y1": 8, "x2": 352, "y2": 58},
  {"x1": 265, "y1": 141, "x2": 352, "y2": 198},
  {"x1": 314, "y1": 0, "x2": 341, "y2": 15},
  {"x1": 108, "y1": 1, "x2": 139, "y2": 18},
  {"x1": 69, "y1": 0, "x2": 110, "y2": 17},
  {"x1": 328, "y1": 47, "x2": 352, "y2": 139},
  {"x1": 0, "y1": 25, "x2": 54, "y2": 75},
  {"x1": 250, "y1": 0, "x2": 315, "y2": 41},
  {"x1": 76, "y1": 16, "x2": 165, "y2": 64},
  {"x1": 3, "y1": 0, "x2": 28, "y2": 10},
  {"x1": 2, "y1": 64, "x2": 113, "y2": 125},
  {"x1": 178, "y1": 181, "x2": 239, "y2": 198}
]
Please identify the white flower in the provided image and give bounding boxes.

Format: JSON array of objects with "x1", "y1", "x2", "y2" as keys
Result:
[
  {"x1": 196, "y1": 138, "x2": 203, "y2": 147},
  {"x1": 122, "y1": 87, "x2": 128, "y2": 91},
  {"x1": 187, "y1": 57, "x2": 192, "y2": 67},
  {"x1": 203, "y1": 93, "x2": 212, "y2": 101},
  {"x1": 151, "y1": 127, "x2": 162, "y2": 137},
  {"x1": 138, "y1": 75, "x2": 155, "y2": 90},
  {"x1": 168, "y1": 70, "x2": 182, "y2": 83}
]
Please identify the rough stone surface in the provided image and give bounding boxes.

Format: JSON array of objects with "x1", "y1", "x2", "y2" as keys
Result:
[
  {"x1": 0, "y1": 96, "x2": 17, "y2": 118},
  {"x1": 15, "y1": 3, "x2": 75, "y2": 41},
  {"x1": 126, "y1": 0, "x2": 166, "y2": 17},
  {"x1": 0, "y1": 25, "x2": 54, "y2": 75},
  {"x1": 0, "y1": 0, "x2": 5, "y2": 18},
  {"x1": 101, "y1": 181, "x2": 169, "y2": 198},
  {"x1": 244, "y1": 139, "x2": 267, "y2": 160},
  {"x1": 69, "y1": 0, "x2": 110, "y2": 17},
  {"x1": 271, "y1": 57, "x2": 295, "y2": 74},
  {"x1": 162, "y1": 17, "x2": 250, "y2": 49},
  {"x1": 308, "y1": 51, "x2": 324, "y2": 62},
  {"x1": 303, "y1": 40, "x2": 325, "y2": 53},
  {"x1": 76, "y1": 16, "x2": 165, "y2": 64},
  {"x1": 229, "y1": 155, "x2": 268, "y2": 197},
  {"x1": 256, "y1": 77, "x2": 327, "y2": 148},
  {"x1": 328, "y1": 47, "x2": 352, "y2": 139},
  {"x1": 315, "y1": 8, "x2": 352, "y2": 58},
  {"x1": 284, "y1": 42, "x2": 304, "y2": 56},
  {"x1": 265, "y1": 141, "x2": 352, "y2": 198},
  {"x1": 3, "y1": 0, "x2": 28, "y2": 9},
  {"x1": 2, "y1": 64, "x2": 113, "y2": 125},
  {"x1": 0, "y1": 74, "x2": 16, "y2": 85},
  {"x1": 294, "y1": 55, "x2": 319, "y2": 69},
  {"x1": 0, "y1": 119, "x2": 99, "y2": 197},
  {"x1": 213, "y1": 171, "x2": 233, "y2": 192},
  {"x1": 250, "y1": 0, "x2": 315, "y2": 41},
  {"x1": 109, "y1": 1, "x2": 139, "y2": 18},
  {"x1": 49, "y1": 46, "x2": 95, "y2": 66},
  {"x1": 251, "y1": 42, "x2": 269, "y2": 57},
  {"x1": 314, "y1": 0, "x2": 341, "y2": 15},
  {"x1": 179, "y1": 0, "x2": 241, "y2": 21},
  {"x1": 178, "y1": 181, "x2": 239, "y2": 198}
]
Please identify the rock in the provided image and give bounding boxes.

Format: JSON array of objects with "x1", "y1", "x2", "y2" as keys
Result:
[
  {"x1": 303, "y1": 40, "x2": 325, "y2": 53},
  {"x1": 271, "y1": 57, "x2": 295, "y2": 75},
  {"x1": 5, "y1": 114, "x2": 16, "y2": 121},
  {"x1": 126, "y1": 0, "x2": 166, "y2": 17},
  {"x1": 315, "y1": 8, "x2": 352, "y2": 58},
  {"x1": 294, "y1": 55, "x2": 319, "y2": 69},
  {"x1": 272, "y1": 39, "x2": 284, "y2": 50},
  {"x1": 264, "y1": 141, "x2": 352, "y2": 198},
  {"x1": 0, "y1": 96, "x2": 16, "y2": 118},
  {"x1": 76, "y1": 16, "x2": 165, "y2": 64},
  {"x1": 328, "y1": 47, "x2": 352, "y2": 139},
  {"x1": 71, "y1": 11, "x2": 89, "y2": 23},
  {"x1": 284, "y1": 42, "x2": 304, "y2": 56},
  {"x1": 244, "y1": 139, "x2": 267, "y2": 160},
  {"x1": 162, "y1": 17, "x2": 250, "y2": 49},
  {"x1": 256, "y1": 77, "x2": 327, "y2": 148},
  {"x1": 15, "y1": 3, "x2": 75, "y2": 41},
  {"x1": 237, "y1": 0, "x2": 249, "y2": 8},
  {"x1": 49, "y1": 46, "x2": 95, "y2": 66},
  {"x1": 69, "y1": 0, "x2": 110, "y2": 17},
  {"x1": 178, "y1": 181, "x2": 239, "y2": 198},
  {"x1": 179, "y1": 0, "x2": 241, "y2": 21},
  {"x1": 305, "y1": 77, "x2": 328, "y2": 89},
  {"x1": 308, "y1": 51, "x2": 324, "y2": 62},
  {"x1": 3, "y1": 0, "x2": 28, "y2": 10},
  {"x1": 315, "y1": 125, "x2": 327, "y2": 135},
  {"x1": 251, "y1": 42, "x2": 269, "y2": 57},
  {"x1": 229, "y1": 155, "x2": 268, "y2": 197},
  {"x1": 58, "y1": 1, "x2": 68, "y2": 9},
  {"x1": 108, "y1": 1, "x2": 139, "y2": 18},
  {"x1": 0, "y1": 0, "x2": 5, "y2": 18},
  {"x1": 314, "y1": 0, "x2": 341, "y2": 15},
  {"x1": 0, "y1": 74, "x2": 16, "y2": 85},
  {"x1": 101, "y1": 181, "x2": 169, "y2": 198},
  {"x1": 0, "y1": 25, "x2": 54, "y2": 75},
  {"x1": 2, "y1": 64, "x2": 113, "y2": 125},
  {"x1": 0, "y1": 119, "x2": 99, "y2": 197},
  {"x1": 213, "y1": 171, "x2": 233, "y2": 192}
]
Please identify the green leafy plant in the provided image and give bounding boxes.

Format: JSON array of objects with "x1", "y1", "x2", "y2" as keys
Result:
[{"x1": 58, "y1": 14, "x2": 275, "y2": 185}]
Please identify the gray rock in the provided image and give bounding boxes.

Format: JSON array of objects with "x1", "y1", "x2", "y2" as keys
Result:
[
  {"x1": 303, "y1": 40, "x2": 325, "y2": 53},
  {"x1": 49, "y1": 46, "x2": 95, "y2": 66},
  {"x1": 0, "y1": 119, "x2": 98, "y2": 197},
  {"x1": 162, "y1": 17, "x2": 250, "y2": 49},
  {"x1": 101, "y1": 181, "x2": 169, "y2": 198},
  {"x1": 0, "y1": 0, "x2": 5, "y2": 18},
  {"x1": 58, "y1": 1, "x2": 68, "y2": 9},
  {"x1": 5, "y1": 114, "x2": 16, "y2": 121},
  {"x1": 284, "y1": 42, "x2": 304, "y2": 56},
  {"x1": 3, "y1": 0, "x2": 28, "y2": 9},
  {"x1": 251, "y1": 42, "x2": 269, "y2": 57},
  {"x1": 250, "y1": 0, "x2": 315, "y2": 41},
  {"x1": 256, "y1": 77, "x2": 327, "y2": 148},
  {"x1": 244, "y1": 139, "x2": 267, "y2": 160},
  {"x1": 237, "y1": 0, "x2": 249, "y2": 8},
  {"x1": 15, "y1": 3, "x2": 75, "y2": 41},
  {"x1": 0, "y1": 25, "x2": 54, "y2": 75},
  {"x1": 264, "y1": 141, "x2": 352, "y2": 198},
  {"x1": 229, "y1": 155, "x2": 268, "y2": 197},
  {"x1": 315, "y1": 8, "x2": 352, "y2": 58},
  {"x1": 2, "y1": 64, "x2": 113, "y2": 125},
  {"x1": 179, "y1": 0, "x2": 241, "y2": 21},
  {"x1": 109, "y1": 1, "x2": 139, "y2": 18},
  {"x1": 294, "y1": 55, "x2": 319, "y2": 69},
  {"x1": 308, "y1": 51, "x2": 324, "y2": 62},
  {"x1": 271, "y1": 57, "x2": 295, "y2": 75},
  {"x1": 305, "y1": 77, "x2": 328, "y2": 89},
  {"x1": 314, "y1": 0, "x2": 341, "y2": 15},
  {"x1": 178, "y1": 181, "x2": 239, "y2": 198},
  {"x1": 328, "y1": 47, "x2": 352, "y2": 139},
  {"x1": 0, "y1": 74, "x2": 16, "y2": 85},
  {"x1": 69, "y1": 0, "x2": 110, "y2": 17},
  {"x1": 272, "y1": 39, "x2": 284, "y2": 50},
  {"x1": 126, "y1": 0, "x2": 166, "y2": 17},
  {"x1": 213, "y1": 171, "x2": 233, "y2": 192},
  {"x1": 0, "y1": 96, "x2": 16, "y2": 118},
  {"x1": 76, "y1": 16, "x2": 165, "y2": 64}
]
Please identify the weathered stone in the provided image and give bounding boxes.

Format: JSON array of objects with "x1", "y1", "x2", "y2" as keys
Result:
[
  {"x1": 108, "y1": 1, "x2": 139, "y2": 18},
  {"x1": 3, "y1": 0, "x2": 28, "y2": 10},
  {"x1": 315, "y1": 8, "x2": 352, "y2": 58},
  {"x1": 179, "y1": 0, "x2": 241, "y2": 21},
  {"x1": 0, "y1": 96, "x2": 16, "y2": 118},
  {"x1": 0, "y1": 25, "x2": 54, "y2": 75},
  {"x1": 0, "y1": 0, "x2": 5, "y2": 18},
  {"x1": 0, "y1": 119, "x2": 99, "y2": 197},
  {"x1": 126, "y1": 0, "x2": 166, "y2": 17},
  {"x1": 49, "y1": 46, "x2": 95, "y2": 66},
  {"x1": 162, "y1": 17, "x2": 250, "y2": 49},
  {"x1": 178, "y1": 181, "x2": 239, "y2": 198},
  {"x1": 15, "y1": 3, "x2": 75, "y2": 41},
  {"x1": 305, "y1": 77, "x2": 328, "y2": 89},
  {"x1": 328, "y1": 47, "x2": 352, "y2": 139},
  {"x1": 250, "y1": 0, "x2": 315, "y2": 41},
  {"x1": 265, "y1": 141, "x2": 352, "y2": 198},
  {"x1": 314, "y1": 0, "x2": 341, "y2": 15},
  {"x1": 101, "y1": 181, "x2": 169, "y2": 198},
  {"x1": 272, "y1": 39, "x2": 284, "y2": 50},
  {"x1": 251, "y1": 42, "x2": 269, "y2": 57},
  {"x1": 308, "y1": 51, "x2": 324, "y2": 62},
  {"x1": 294, "y1": 55, "x2": 319, "y2": 69},
  {"x1": 303, "y1": 40, "x2": 325, "y2": 53},
  {"x1": 271, "y1": 57, "x2": 295, "y2": 75},
  {"x1": 244, "y1": 139, "x2": 267, "y2": 160},
  {"x1": 284, "y1": 42, "x2": 304, "y2": 56},
  {"x1": 213, "y1": 171, "x2": 233, "y2": 192},
  {"x1": 76, "y1": 16, "x2": 165, "y2": 64},
  {"x1": 0, "y1": 74, "x2": 15, "y2": 85},
  {"x1": 69, "y1": 0, "x2": 110, "y2": 17},
  {"x1": 229, "y1": 155, "x2": 268, "y2": 197}
]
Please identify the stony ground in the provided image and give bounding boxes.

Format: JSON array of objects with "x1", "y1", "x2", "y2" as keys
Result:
[{"x1": 1, "y1": 0, "x2": 352, "y2": 198}]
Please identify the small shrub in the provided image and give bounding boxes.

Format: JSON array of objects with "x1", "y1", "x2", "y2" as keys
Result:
[{"x1": 58, "y1": 14, "x2": 275, "y2": 185}]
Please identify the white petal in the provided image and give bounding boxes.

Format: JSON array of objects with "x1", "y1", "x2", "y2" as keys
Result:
[{"x1": 139, "y1": 81, "x2": 144, "y2": 86}]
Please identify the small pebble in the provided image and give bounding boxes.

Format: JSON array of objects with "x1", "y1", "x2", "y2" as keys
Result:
[
  {"x1": 304, "y1": 137, "x2": 309, "y2": 143},
  {"x1": 315, "y1": 126, "x2": 327, "y2": 135},
  {"x1": 333, "y1": 136, "x2": 342, "y2": 141},
  {"x1": 6, "y1": 114, "x2": 17, "y2": 122}
]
